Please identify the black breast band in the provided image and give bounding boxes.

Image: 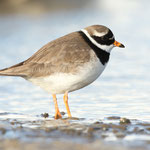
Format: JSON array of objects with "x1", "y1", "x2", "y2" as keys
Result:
[{"x1": 78, "y1": 31, "x2": 110, "y2": 65}]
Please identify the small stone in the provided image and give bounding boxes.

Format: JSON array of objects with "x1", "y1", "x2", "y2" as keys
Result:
[
  {"x1": 87, "y1": 126, "x2": 101, "y2": 133},
  {"x1": 120, "y1": 118, "x2": 131, "y2": 124},
  {"x1": 60, "y1": 112, "x2": 65, "y2": 116},
  {"x1": 115, "y1": 132, "x2": 126, "y2": 139},
  {"x1": 10, "y1": 122, "x2": 15, "y2": 125},
  {"x1": 0, "y1": 128, "x2": 6, "y2": 134},
  {"x1": 107, "y1": 116, "x2": 121, "y2": 120},
  {"x1": 111, "y1": 124, "x2": 126, "y2": 130},
  {"x1": 41, "y1": 113, "x2": 49, "y2": 118},
  {"x1": 101, "y1": 134, "x2": 108, "y2": 139},
  {"x1": 100, "y1": 124, "x2": 110, "y2": 131},
  {"x1": 146, "y1": 128, "x2": 150, "y2": 131},
  {"x1": 87, "y1": 127, "x2": 94, "y2": 133},
  {"x1": 93, "y1": 121, "x2": 103, "y2": 124}
]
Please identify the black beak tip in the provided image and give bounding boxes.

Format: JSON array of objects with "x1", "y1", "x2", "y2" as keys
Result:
[{"x1": 120, "y1": 44, "x2": 125, "y2": 48}]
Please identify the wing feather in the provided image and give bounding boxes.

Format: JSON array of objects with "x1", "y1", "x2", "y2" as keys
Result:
[{"x1": 0, "y1": 32, "x2": 92, "y2": 78}]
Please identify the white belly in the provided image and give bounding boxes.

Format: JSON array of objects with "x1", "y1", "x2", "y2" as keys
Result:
[{"x1": 27, "y1": 59, "x2": 106, "y2": 94}]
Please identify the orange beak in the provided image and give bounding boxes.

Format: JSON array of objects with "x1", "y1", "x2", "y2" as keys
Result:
[{"x1": 113, "y1": 40, "x2": 125, "y2": 48}]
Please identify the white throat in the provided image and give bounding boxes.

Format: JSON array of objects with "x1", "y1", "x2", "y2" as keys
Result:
[{"x1": 81, "y1": 29, "x2": 114, "y2": 53}]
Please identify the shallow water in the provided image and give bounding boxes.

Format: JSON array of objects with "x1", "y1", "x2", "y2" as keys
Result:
[{"x1": 0, "y1": 0, "x2": 150, "y2": 147}]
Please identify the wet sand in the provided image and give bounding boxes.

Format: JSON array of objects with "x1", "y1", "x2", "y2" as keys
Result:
[
  {"x1": 0, "y1": 140, "x2": 146, "y2": 150},
  {"x1": 0, "y1": 113, "x2": 150, "y2": 150}
]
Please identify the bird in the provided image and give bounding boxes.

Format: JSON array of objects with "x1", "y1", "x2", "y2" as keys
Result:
[{"x1": 0, "y1": 25, "x2": 125, "y2": 119}]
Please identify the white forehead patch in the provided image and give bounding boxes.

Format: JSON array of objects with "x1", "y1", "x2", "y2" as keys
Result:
[
  {"x1": 93, "y1": 30, "x2": 107, "y2": 37},
  {"x1": 81, "y1": 29, "x2": 114, "y2": 53}
]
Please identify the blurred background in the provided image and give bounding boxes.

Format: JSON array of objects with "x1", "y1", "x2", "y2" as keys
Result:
[{"x1": 0, "y1": 0, "x2": 150, "y2": 121}]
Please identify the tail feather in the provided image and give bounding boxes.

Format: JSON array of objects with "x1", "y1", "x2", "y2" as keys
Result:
[{"x1": 0, "y1": 61, "x2": 26, "y2": 77}]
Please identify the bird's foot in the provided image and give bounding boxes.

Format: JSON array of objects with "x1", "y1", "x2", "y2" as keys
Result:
[{"x1": 54, "y1": 112, "x2": 62, "y2": 119}]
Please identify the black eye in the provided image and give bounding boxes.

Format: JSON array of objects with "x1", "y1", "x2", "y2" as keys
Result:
[
  {"x1": 91, "y1": 29, "x2": 115, "y2": 45},
  {"x1": 101, "y1": 36, "x2": 109, "y2": 41}
]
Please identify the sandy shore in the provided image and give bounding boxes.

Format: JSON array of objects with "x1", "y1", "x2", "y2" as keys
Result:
[
  {"x1": 0, "y1": 139, "x2": 146, "y2": 150},
  {"x1": 0, "y1": 114, "x2": 150, "y2": 150}
]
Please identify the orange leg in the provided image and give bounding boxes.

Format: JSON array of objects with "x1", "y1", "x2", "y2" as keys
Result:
[
  {"x1": 63, "y1": 92, "x2": 72, "y2": 118},
  {"x1": 52, "y1": 94, "x2": 62, "y2": 119}
]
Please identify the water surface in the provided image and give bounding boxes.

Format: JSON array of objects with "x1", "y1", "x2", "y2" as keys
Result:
[{"x1": 0, "y1": 0, "x2": 149, "y2": 125}]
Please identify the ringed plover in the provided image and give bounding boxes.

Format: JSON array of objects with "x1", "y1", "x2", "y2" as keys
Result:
[{"x1": 0, "y1": 25, "x2": 125, "y2": 119}]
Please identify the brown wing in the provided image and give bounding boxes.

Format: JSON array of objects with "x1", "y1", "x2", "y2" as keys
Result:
[{"x1": 0, "y1": 32, "x2": 92, "y2": 78}]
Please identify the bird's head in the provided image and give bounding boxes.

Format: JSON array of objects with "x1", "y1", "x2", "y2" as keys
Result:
[{"x1": 81, "y1": 25, "x2": 125, "y2": 53}]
